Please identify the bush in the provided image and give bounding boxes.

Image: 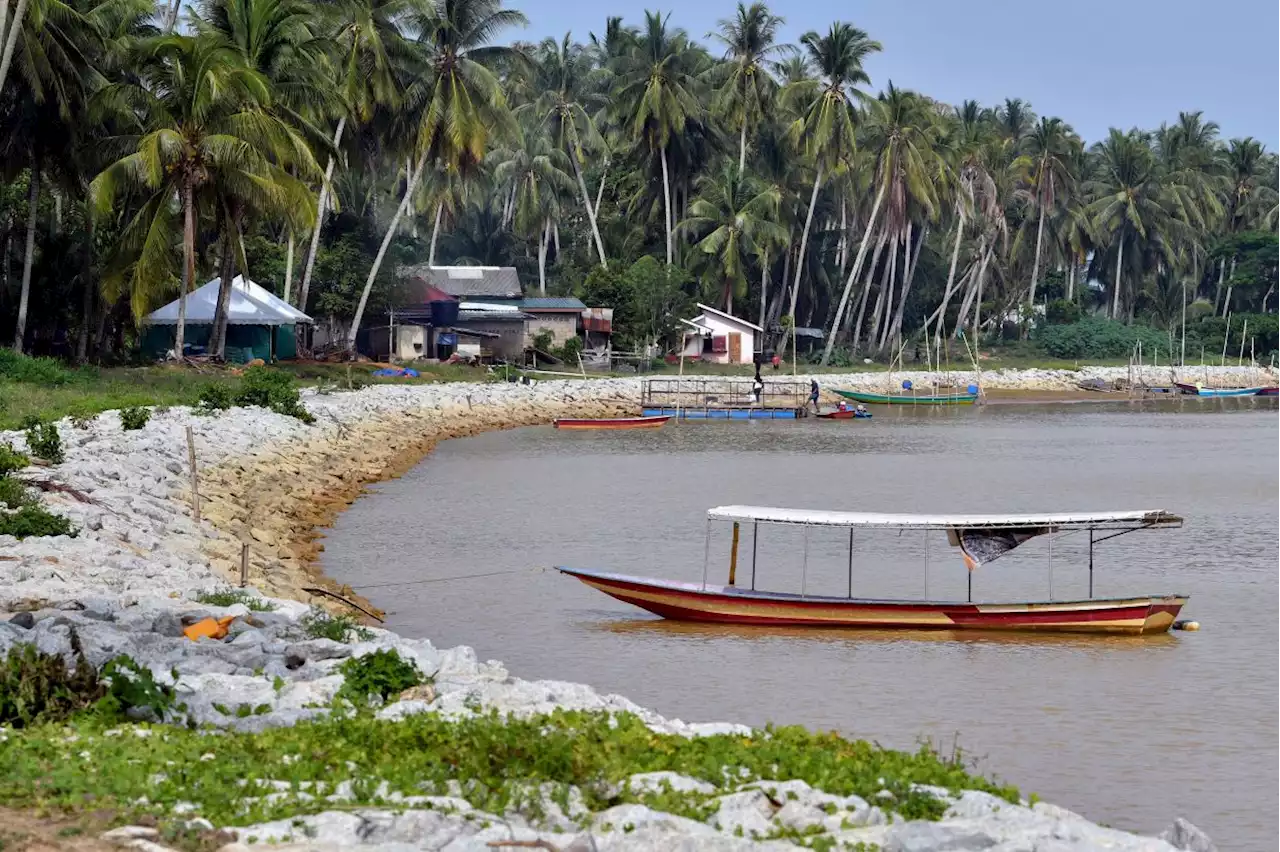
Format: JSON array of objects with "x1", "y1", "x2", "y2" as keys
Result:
[
  {"x1": 22, "y1": 417, "x2": 64, "y2": 464},
  {"x1": 195, "y1": 383, "x2": 235, "y2": 414},
  {"x1": 0, "y1": 349, "x2": 76, "y2": 386},
  {"x1": 234, "y1": 367, "x2": 315, "y2": 424},
  {"x1": 119, "y1": 406, "x2": 150, "y2": 431},
  {"x1": 194, "y1": 587, "x2": 276, "y2": 611},
  {"x1": 97, "y1": 656, "x2": 179, "y2": 722},
  {"x1": 0, "y1": 504, "x2": 77, "y2": 539},
  {"x1": 337, "y1": 649, "x2": 424, "y2": 705},
  {"x1": 1044, "y1": 299, "x2": 1082, "y2": 326},
  {"x1": 0, "y1": 476, "x2": 32, "y2": 509},
  {"x1": 0, "y1": 634, "x2": 103, "y2": 727},
  {"x1": 555, "y1": 335, "x2": 584, "y2": 364},
  {"x1": 300, "y1": 607, "x2": 373, "y2": 643},
  {"x1": 1035, "y1": 318, "x2": 1169, "y2": 360},
  {"x1": 0, "y1": 443, "x2": 29, "y2": 477}
]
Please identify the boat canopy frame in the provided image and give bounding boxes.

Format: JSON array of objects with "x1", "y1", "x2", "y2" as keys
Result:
[{"x1": 701, "y1": 506, "x2": 1183, "y2": 603}]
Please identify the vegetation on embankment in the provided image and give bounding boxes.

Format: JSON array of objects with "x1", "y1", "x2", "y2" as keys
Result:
[{"x1": 0, "y1": 709, "x2": 1018, "y2": 840}]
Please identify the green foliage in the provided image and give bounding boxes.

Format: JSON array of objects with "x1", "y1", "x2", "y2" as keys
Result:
[
  {"x1": 193, "y1": 587, "x2": 276, "y2": 612},
  {"x1": 0, "y1": 477, "x2": 33, "y2": 509},
  {"x1": 0, "y1": 505, "x2": 76, "y2": 539},
  {"x1": 300, "y1": 607, "x2": 374, "y2": 643},
  {"x1": 531, "y1": 329, "x2": 555, "y2": 353},
  {"x1": 1043, "y1": 299, "x2": 1082, "y2": 326},
  {"x1": 336, "y1": 650, "x2": 424, "y2": 705},
  {"x1": 0, "y1": 640, "x2": 104, "y2": 728},
  {"x1": 0, "y1": 350, "x2": 76, "y2": 386},
  {"x1": 119, "y1": 407, "x2": 151, "y2": 431},
  {"x1": 576, "y1": 258, "x2": 693, "y2": 351},
  {"x1": 0, "y1": 710, "x2": 1019, "y2": 829},
  {"x1": 196, "y1": 383, "x2": 235, "y2": 413},
  {"x1": 235, "y1": 367, "x2": 315, "y2": 424},
  {"x1": 97, "y1": 657, "x2": 179, "y2": 722},
  {"x1": 22, "y1": 417, "x2": 64, "y2": 464},
  {"x1": 0, "y1": 444, "x2": 29, "y2": 477},
  {"x1": 1189, "y1": 312, "x2": 1279, "y2": 359},
  {"x1": 1035, "y1": 318, "x2": 1170, "y2": 360},
  {"x1": 555, "y1": 335, "x2": 584, "y2": 364}
]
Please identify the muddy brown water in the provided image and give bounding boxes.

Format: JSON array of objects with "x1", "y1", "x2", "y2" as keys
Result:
[{"x1": 323, "y1": 397, "x2": 1278, "y2": 848}]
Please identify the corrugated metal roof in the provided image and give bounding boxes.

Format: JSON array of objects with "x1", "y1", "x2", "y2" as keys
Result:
[
  {"x1": 397, "y1": 264, "x2": 524, "y2": 298},
  {"x1": 456, "y1": 309, "x2": 530, "y2": 322},
  {"x1": 519, "y1": 297, "x2": 587, "y2": 311}
]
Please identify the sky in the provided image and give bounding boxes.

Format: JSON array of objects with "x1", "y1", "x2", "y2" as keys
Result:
[{"x1": 507, "y1": 0, "x2": 1280, "y2": 149}]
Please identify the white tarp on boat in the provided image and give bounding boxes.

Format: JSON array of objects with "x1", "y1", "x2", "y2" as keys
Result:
[
  {"x1": 705, "y1": 506, "x2": 1182, "y2": 530},
  {"x1": 144, "y1": 276, "x2": 312, "y2": 326}
]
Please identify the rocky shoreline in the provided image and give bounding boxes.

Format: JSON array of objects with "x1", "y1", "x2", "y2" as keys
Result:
[{"x1": 0, "y1": 368, "x2": 1241, "y2": 851}]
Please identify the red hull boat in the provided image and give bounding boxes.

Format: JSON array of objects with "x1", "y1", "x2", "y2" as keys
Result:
[
  {"x1": 553, "y1": 415, "x2": 670, "y2": 430},
  {"x1": 559, "y1": 505, "x2": 1190, "y2": 636}
]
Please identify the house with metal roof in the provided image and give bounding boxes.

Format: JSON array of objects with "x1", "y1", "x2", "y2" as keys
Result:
[
  {"x1": 679, "y1": 304, "x2": 761, "y2": 365},
  {"x1": 397, "y1": 264, "x2": 523, "y2": 301},
  {"x1": 518, "y1": 297, "x2": 587, "y2": 350}
]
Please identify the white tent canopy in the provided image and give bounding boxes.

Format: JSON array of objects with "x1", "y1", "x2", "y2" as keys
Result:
[{"x1": 144, "y1": 276, "x2": 312, "y2": 326}]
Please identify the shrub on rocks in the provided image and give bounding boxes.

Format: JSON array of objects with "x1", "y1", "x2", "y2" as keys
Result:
[
  {"x1": 196, "y1": 383, "x2": 235, "y2": 414},
  {"x1": 337, "y1": 649, "x2": 424, "y2": 706},
  {"x1": 300, "y1": 607, "x2": 372, "y2": 643},
  {"x1": 195, "y1": 587, "x2": 276, "y2": 611},
  {"x1": 22, "y1": 416, "x2": 64, "y2": 464},
  {"x1": 195, "y1": 368, "x2": 314, "y2": 424},
  {"x1": 119, "y1": 406, "x2": 151, "y2": 431},
  {"x1": 0, "y1": 442, "x2": 75, "y2": 539}
]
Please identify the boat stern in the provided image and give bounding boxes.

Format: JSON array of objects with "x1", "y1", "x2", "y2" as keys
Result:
[{"x1": 1141, "y1": 596, "x2": 1189, "y2": 634}]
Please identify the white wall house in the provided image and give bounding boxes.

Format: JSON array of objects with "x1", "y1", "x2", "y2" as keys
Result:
[{"x1": 679, "y1": 304, "x2": 761, "y2": 365}]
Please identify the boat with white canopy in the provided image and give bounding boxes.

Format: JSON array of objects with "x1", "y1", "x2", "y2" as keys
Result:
[{"x1": 558, "y1": 506, "x2": 1189, "y2": 635}]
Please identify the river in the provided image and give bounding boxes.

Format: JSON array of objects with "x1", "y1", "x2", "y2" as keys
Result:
[{"x1": 322, "y1": 398, "x2": 1278, "y2": 848}]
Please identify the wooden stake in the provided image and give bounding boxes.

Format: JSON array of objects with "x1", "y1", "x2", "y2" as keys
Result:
[
  {"x1": 1237, "y1": 319, "x2": 1247, "y2": 367},
  {"x1": 240, "y1": 542, "x2": 249, "y2": 588},
  {"x1": 186, "y1": 425, "x2": 200, "y2": 523}
]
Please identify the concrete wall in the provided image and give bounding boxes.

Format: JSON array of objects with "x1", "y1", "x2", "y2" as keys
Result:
[
  {"x1": 525, "y1": 313, "x2": 579, "y2": 349},
  {"x1": 368, "y1": 325, "x2": 427, "y2": 361},
  {"x1": 458, "y1": 320, "x2": 525, "y2": 361}
]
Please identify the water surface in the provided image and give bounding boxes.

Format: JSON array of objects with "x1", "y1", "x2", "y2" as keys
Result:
[{"x1": 323, "y1": 398, "x2": 1278, "y2": 848}]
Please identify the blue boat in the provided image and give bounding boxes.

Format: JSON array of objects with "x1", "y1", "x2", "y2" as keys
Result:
[{"x1": 1173, "y1": 382, "x2": 1267, "y2": 397}]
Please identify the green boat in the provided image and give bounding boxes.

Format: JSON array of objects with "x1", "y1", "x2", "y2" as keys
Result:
[{"x1": 833, "y1": 388, "x2": 979, "y2": 405}]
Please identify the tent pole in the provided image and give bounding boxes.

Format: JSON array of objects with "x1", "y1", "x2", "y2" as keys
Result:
[{"x1": 1088, "y1": 529, "x2": 1094, "y2": 599}]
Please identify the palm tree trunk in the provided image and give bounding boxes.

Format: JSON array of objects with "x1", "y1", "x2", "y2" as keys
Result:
[
  {"x1": 0, "y1": 0, "x2": 32, "y2": 94},
  {"x1": 297, "y1": 116, "x2": 346, "y2": 314},
  {"x1": 738, "y1": 115, "x2": 748, "y2": 176},
  {"x1": 593, "y1": 164, "x2": 608, "y2": 219},
  {"x1": 933, "y1": 211, "x2": 965, "y2": 349},
  {"x1": 77, "y1": 259, "x2": 93, "y2": 363},
  {"x1": 283, "y1": 230, "x2": 295, "y2": 304},
  {"x1": 1222, "y1": 256, "x2": 1237, "y2": 317},
  {"x1": 849, "y1": 231, "x2": 887, "y2": 355},
  {"x1": 12, "y1": 165, "x2": 37, "y2": 353},
  {"x1": 1067, "y1": 263, "x2": 1075, "y2": 301},
  {"x1": 211, "y1": 221, "x2": 238, "y2": 360},
  {"x1": 659, "y1": 146, "x2": 674, "y2": 265},
  {"x1": 971, "y1": 245, "x2": 992, "y2": 336},
  {"x1": 164, "y1": 0, "x2": 180, "y2": 31},
  {"x1": 838, "y1": 200, "x2": 848, "y2": 273},
  {"x1": 887, "y1": 223, "x2": 921, "y2": 348},
  {"x1": 348, "y1": 153, "x2": 426, "y2": 349},
  {"x1": 1028, "y1": 195, "x2": 1047, "y2": 306},
  {"x1": 553, "y1": 222, "x2": 561, "y2": 257},
  {"x1": 537, "y1": 217, "x2": 550, "y2": 295},
  {"x1": 823, "y1": 180, "x2": 887, "y2": 365},
  {"x1": 428, "y1": 201, "x2": 442, "y2": 265},
  {"x1": 781, "y1": 165, "x2": 824, "y2": 357},
  {"x1": 1212, "y1": 256, "x2": 1225, "y2": 314},
  {"x1": 176, "y1": 180, "x2": 195, "y2": 359},
  {"x1": 870, "y1": 235, "x2": 898, "y2": 352},
  {"x1": 758, "y1": 250, "x2": 768, "y2": 330},
  {"x1": 1111, "y1": 237, "x2": 1124, "y2": 320}
]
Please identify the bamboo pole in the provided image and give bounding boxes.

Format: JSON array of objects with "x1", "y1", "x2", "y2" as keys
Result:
[
  {"x1": 239, "y1": 542, "x2": 249, "y2": 588},
  {"x1": 1237, "y1": 320, "x2": 1247, "y2": 367},
  {"x1": 185, "y1": 426, "x2": 200, "y2": 523},
  {"x1": 1221, "y1": 313, "x2": 1231, "y2": 366}
]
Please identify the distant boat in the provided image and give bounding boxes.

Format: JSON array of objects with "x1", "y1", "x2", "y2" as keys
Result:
[
  {"x1": 834, "y1": 388, "x2": 978, "y2": 406},
  {"x1": 553, "y1": 415, "x2": 670, "y2": 430},
  {"x1": 1256, "y1": 387, "x2": 1278, "y2": 396},
  {"x1": 1173, "y1": 382, "x2": 1267, "y2": 398},
  {"x1": 559, "y1": 505, "x2": 1189, "y2": 635},
  {"x1": 816, "y1": 409, "x2": 872, "y2": 419}
]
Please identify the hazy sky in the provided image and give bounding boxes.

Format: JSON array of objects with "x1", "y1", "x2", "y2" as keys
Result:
[{"x1": 508, "y1": 0, "x2": 1280, "y2": 149}]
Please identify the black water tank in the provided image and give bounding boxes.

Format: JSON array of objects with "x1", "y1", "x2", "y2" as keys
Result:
[{"x1": 430, "y1": 300, "x2": 459, "y2": 325}]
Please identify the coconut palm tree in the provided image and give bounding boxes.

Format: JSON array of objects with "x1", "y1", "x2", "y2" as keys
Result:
[
  {"x1": 1021, "y1": 116, "x2": 1076, "y2": 306},
  {"x1": 823, "y1": 83, "x2": 938, "y2": 364},
  {"x1": 347, "y1": 0, "x2": 526, "y2": 347},
  {"x1": 783, "y1": 21, "x2": 879, "y2": 356},
  {"x1": 492, "y1": 116, "x2": 574, "y2": 293},
  {"x1": 996, "y1": 97, "x2": 1034, "y2": 142},
  {"x1": 707, "y1": 1, "x2": 791, "y2": 175},
  {"x1": 528, "y1": 33, "x2": 610, "y2": 267},
  {"x1": 679, "y1": 163, "x2": 785, "y2": 313},
  {"x1": 90, "y1": 34, "x2": 320, "y2": 357}
]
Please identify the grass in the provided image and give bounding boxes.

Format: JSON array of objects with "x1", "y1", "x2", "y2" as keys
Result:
[
  {"x1": 299, "y1": 607, "x2": 373, "y2": 643},
  {"x1": 192, "y1": 588, "x2": 276, "y2": 612},
  {"x1": 0, "y1": 710, "x2": 1019, "y2": 838}
]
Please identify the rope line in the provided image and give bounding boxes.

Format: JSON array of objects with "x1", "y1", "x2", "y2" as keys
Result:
[{"x1": 355, "y1": 567, "x2": 542, "y2": 590}]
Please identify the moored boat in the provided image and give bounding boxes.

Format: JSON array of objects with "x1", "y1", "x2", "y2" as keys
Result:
[
  {"x1": 817, "y1": 408, "x2": 872, "y2": 419},
  {"x1": 559, "y1": 506, "x2": 1188, "y2": 635},
  {"x1": 834, "y1": 389, "x2": 978, "y2": 406},
  {"x1": 1256, "y1": 386, "x2": 1278, "y2": 396},
  {"x1": 1173, "y1": 382, "x2": 1267, "y2": 397},
  {"x1": 553, "y1": 415, "x2": 670, "y2": 430}
]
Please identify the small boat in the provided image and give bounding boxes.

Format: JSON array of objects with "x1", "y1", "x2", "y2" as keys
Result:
[
  {"x1": 817, "y1": 409, "x2": 872, "y2": 419},
  {"x1": 1173, "y1": 382, "x2": 1267, "y2": 397},
  {"x1": 553, "y1": 415, "x2": 670, "y2": 430},
  {"x1": 1256, "y1": 387, "x2": 1278, "y2": 396},
  {"x1": 834, "y1": 389, "x2": 978, "y2": 406},
  {"x1": 559, "y1": 506, "x2": 1188, "y2": 635}
]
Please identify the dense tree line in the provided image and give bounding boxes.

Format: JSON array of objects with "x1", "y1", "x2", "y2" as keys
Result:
[{"x1": 1, "y1": 0, "x2": 1276, "y2": 362}]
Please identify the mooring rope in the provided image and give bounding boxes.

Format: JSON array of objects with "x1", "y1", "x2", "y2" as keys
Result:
[{"x1": 355, "y1": 567, "x2": 544, "y2": 590}]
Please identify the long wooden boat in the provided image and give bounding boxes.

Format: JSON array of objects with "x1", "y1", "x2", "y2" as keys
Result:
[
  {"x1": 1256, "y1": 386, "x2": 1278, "y2": 396},
  {"x1": 834, "y1": 389, "x2": 978, "y2": 406},
  {"x1": 559, "y1": 506, "x2": 1189, "y2": 635},
  {"x1": 1172, "y1": 382, "x2": 1267, "y2": 397},
  {"x1": 817, "y1": 409, "x2": 872, "y2": 419},
  {"x1": 553, "y1": 415, "x2": 670, "y2": 430}
]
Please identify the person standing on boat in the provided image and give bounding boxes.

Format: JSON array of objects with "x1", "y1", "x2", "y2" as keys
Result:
[{"x1": 809, "y1": 379, "x2": 820, "y2": 413}]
